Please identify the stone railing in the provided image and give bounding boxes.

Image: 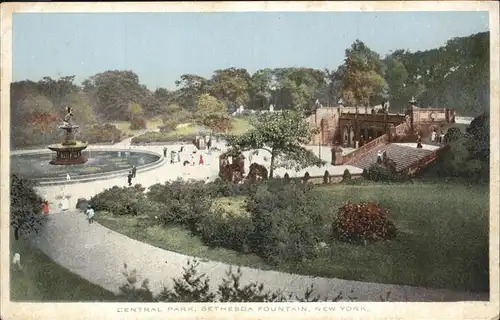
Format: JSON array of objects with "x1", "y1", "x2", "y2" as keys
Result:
[
  {"x1": 341, "y1": 134, "x2": 389, "y2": 165},
  {"x1": 394, "y1": 122, "x2": 408, "y2": 136},
  {"x1": 282, "y1": 172, "x2": 363, "y2": 185},
  {"x1": 404, "y1": 145, "x2": 450, "y2": 177}
]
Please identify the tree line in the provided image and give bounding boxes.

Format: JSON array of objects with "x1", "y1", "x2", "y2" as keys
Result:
[{"x1": 10, "y1": 31, "x2": 489, "y2": 147}]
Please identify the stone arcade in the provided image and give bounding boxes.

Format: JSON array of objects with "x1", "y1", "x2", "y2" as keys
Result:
[{"x1": 307, "y1": 99, "x2": 456, "y2": 148}]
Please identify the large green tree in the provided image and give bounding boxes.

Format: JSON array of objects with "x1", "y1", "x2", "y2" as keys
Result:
[
  {"x1": 225, "y1": 107, "x2": 324, "y2": 178},
  {"x1": 82, "y1": 70, "x2": 153, "y2": 120},
  {"x1": 194, "y1": 94, "x2": 231, "y2": 133},
  {"x1": 209, "y1": 68, "x2": 252, "y2": 108},
  {"x1": 339, "y1": 40, "x2": 387, "y2": 108},
  {"x1": 174, "y1": 74, "x2": 212, "y2": 111}
]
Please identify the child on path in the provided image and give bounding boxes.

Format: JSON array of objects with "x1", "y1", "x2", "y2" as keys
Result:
[
  {"x1": 199, "y1": 154, "x2": 204, "y2": 165},
  {"x1": 41, "y1": 200, "x2": 49, "y2": 214},
  {"x1": 86, "y1": 205, "x2": 95, "y2": 224}
]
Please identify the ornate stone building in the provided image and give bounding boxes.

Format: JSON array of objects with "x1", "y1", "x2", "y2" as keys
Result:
[{"x1": 307, "y1": 101, "x2": 456, "y2": 148}]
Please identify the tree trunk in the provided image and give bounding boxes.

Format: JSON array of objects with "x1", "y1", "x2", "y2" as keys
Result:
[{"x1": 269, "y1": 152, "x2": 275, "y2": 178}]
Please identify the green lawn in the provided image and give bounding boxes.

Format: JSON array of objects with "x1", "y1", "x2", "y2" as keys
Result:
[
  {"x1": 96, "y1": 182, "x2": 489, "y2": 292},
  {"x1": 230, "y1": 117, "x2": 254, "y2": 135},
  {"x1": 111, "y1": 119, "x2": 163, "y2": 134},
  {"x1": 163, "y1": 118, "x2": 253, "y2": 137},
  {"x1": 10, "y1": 237, "x2": 118, "y2": 302}
]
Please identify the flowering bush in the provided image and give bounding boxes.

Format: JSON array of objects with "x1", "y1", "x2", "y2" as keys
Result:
[
  {"x1": 129, "y1": 116, "x2": 147, "y2": 130},
  {"x1": 332, "y1": 202, "x2": 397, "y2": 244}
]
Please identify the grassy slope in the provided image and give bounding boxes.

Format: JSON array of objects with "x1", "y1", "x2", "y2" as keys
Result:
[
  {"x1": 9, "y1": 237, "x2": 118, "y2": 302},
  {"x1": 96, "y1": 181, "x2": 489, "y2": 292},
  {"x1": 110, "y1": 119, "x2": 163, "y2": 134}
]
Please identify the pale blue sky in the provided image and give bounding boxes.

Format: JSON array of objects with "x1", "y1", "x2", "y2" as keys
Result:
[{"x1": 13, "y1": 11, "x2": 489, "y2": 90}]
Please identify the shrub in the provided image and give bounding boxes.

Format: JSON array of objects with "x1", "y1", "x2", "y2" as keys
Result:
[
  {"x1": 366, "y1": 164, "x2": 401, "y2": 182},
  {"x1": 342, "y1": 169, "x2": 351, "y2": 181},
  {"x1": 332, "y1": 202, "x2": 397, "y2": 244},
  {"x1": 146, "y1": 179, "x2": 211, "y2": 230},
  {"x1": 10, "y1": 174, "x2": 46, "y2": 240},
  {"x1": 118, "y1": 263, "x2": 154, "y2": 302},
  {"x1": 83, "y1": 123, "x2": 122, "y2": 143},
  {"x1": 284, "y1": 173, "x2": 290, "y2": 182},
  {"x1": 120, "y1": 259, "x2": 333, "y2": 302},
  {"x1": 129, "y1": 116, "x2": 147, "y2": 130},
  {"x1": 303, "y1": 171, "x2": 311, "y2": 184},
  {"x1": 323, "y1": 170, "x2": 330, "y2": 184},
  {"x1": 89, "y1": 185, "x2": 146, "y2": 216},
  {"x1": 156, "y1": 260, "x2": 216, "y2": 302},
  {"x1": 247, "y1": 182, "x2": 323, "y2": 264},
  {"x1": 198, "y1": 209, "x2": 254, "y2": 253},
  {"x1": 361, "y1": 168, "x2": 368, "y2": 179}
]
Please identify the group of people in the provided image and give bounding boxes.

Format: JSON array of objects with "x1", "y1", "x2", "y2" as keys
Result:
[{"x1": 431, "y1": 129, "x2": 446, "y2": 145}]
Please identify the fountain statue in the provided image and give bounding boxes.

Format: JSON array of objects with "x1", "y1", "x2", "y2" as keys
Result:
[{"x1": 48, "y1": 106, "x2": 88, "y2": 165}]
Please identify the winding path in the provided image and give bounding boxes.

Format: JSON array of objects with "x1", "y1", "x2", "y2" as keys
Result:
[{"x1": 25, "y1": 131, "x2": 487, "y2": 302}]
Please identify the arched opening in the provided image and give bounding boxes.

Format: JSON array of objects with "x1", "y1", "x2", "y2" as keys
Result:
[
  {"x1": 368, "y1": 128, "x2": 375, "y2": 141},
  {"x1": 343, "y1": 126, "x2": 349, "y2": 146},
  {"x1": 349, "y1": 127, "x2": 355, "y2": 147}
]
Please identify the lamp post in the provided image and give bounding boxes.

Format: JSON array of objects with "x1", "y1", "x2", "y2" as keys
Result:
[
  {"x1": 319, "y1": 126, "x2": 322, "y2": 161},
  {"x1": 270, "y1": 85, "x2": 277, "y2": 112},
  {"x1": 318, "y1": 100, "x2": 323, "y2": 160}
]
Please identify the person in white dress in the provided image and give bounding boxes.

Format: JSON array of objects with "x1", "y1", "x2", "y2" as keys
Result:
[
  {"x1": 85, "y1": 205, "x2": 95, "y2": 224},
  {"x1": 60, "y1": 196, "x2": 69, "y2": 211}
]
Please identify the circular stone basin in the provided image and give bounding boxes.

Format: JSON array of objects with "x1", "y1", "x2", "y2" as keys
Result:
[{"x1": 10, "y1": 150, "x2": 161, "y2": 181}]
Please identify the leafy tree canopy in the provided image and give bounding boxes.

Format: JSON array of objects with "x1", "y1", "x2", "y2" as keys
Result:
[{"x1": 225, "y1": 107, "x2": 324, "y2": 178}]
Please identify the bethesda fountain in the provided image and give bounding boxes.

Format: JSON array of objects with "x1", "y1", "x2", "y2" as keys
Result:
[
  {"x1": 10, "y1": 105, "x2": 163, "y2": 186},
  {"x1": 48, "y1": 107, "x2": 88, "y2": 165}
]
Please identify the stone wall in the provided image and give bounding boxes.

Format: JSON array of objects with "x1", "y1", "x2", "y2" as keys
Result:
[{"x1": 307, "y1": 106, "x2": 455, "y2": 146}]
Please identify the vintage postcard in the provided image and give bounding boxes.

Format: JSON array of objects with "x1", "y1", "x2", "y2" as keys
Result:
[{"x1": 1, "y1": 1, "x2": 499, "y2": 320}]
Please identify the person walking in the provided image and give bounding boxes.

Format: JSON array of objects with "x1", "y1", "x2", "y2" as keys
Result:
[
  {"x1": 132, "y1": 165, "x2": 137, "y2": 178},
  {"x1": 127, "y1": 171, "x2": 133, "y2": 187},
  {"x1": 431, "y1": 129, "x2": 437, "y2": 144},
  {"x1": 41, "y1": 200, "x2": 49, "y2": 215},
  {"x1": 199, "y1": 154, "x2": 204, "y2": 165},
  {"x1": 85, "y1": 205, "x2": 95, "y2": 224},
  {"x1": 416, "y1": 135, "x2": 423, "y2": 149},
  {"x1": 163, "y1": 147, "x2": 168, "y2": 158}
]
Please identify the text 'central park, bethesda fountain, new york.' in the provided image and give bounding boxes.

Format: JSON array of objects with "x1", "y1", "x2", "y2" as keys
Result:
[{"x1": 47, "y1": 107, "x2": 88, "y2": 165}]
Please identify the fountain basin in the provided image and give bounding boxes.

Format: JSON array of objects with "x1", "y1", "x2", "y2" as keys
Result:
[
  {"x1": 48, "y1": 142, "x2": 89, "y2": 165},
  {"x1": 11, "y1": 149, "x2": 164, "y2": 185}
]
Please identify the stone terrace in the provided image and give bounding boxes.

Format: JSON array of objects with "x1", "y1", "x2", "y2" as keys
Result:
[{"x1": 348, "y1": 143, "x2": 439, "y2": 172}]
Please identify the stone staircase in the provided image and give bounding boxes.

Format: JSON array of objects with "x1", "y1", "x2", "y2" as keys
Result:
[{"x1": 348, "y1": 143, "x2": 434, "y2": 172}]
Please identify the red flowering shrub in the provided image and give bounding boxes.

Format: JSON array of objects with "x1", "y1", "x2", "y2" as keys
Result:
[
  {"x1": 333, "y1": 202, "x2": 397, "y2": 244},
  {"x1": 130, "y1": 116, "x2": 147, "y2": 130}
]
